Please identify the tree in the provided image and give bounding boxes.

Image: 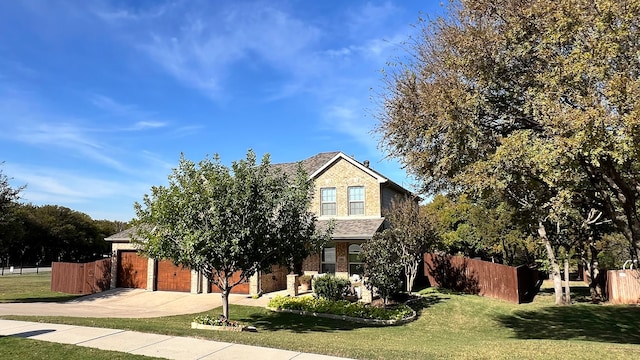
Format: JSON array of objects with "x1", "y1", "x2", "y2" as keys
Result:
[
  {"x1": 377, "y1": 0, "x2": 640, "y2": 259},
  {"x1": 377, "y1": 0, "x2": 640, "y2": 304},
  {"x1": 133, "y1": 150, "x2": 330, "y2": 319},
  {"x1": 361, "y1": 230, "x2": 404, "y2": 306},
  {"x1": 422, "y1": 194, "x2": 539, "y2": 266},
  {"x1": 0, "y1": 164, "x2": 25, "y2": 271},
  {"x1": 384, "y1": 196, "x2": 436, "y2": 292}
]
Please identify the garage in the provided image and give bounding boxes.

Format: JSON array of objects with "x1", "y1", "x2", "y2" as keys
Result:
[
  {"x1": 210, "y1": 271, "x2": 249, "y2": 294},
  {"x1": 156, "y1": 260, "x2": 192, "y2": 292},
  {"x1": 117, "y1": 251, "x2": 148, "y2": 289}
]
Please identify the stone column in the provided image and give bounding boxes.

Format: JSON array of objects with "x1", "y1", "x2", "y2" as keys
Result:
[
  {"x1": 360, "y1": 277, "x2": 373, "y2": 303},
  {"x1": 287, "y1": 274, "x2": 299, "y2": 297},
  {"x1": 110, "y1": 249, "x2": 118, "y2": 290},
  {"x1": 249, "y1": 272, "x2": 260, "y2": 296},
  {"x1": 146, "y1": 258, "x2": 155, "y2": 291},
  {"x1": 190, "y1": 270, "x2": 200, "y2": 293}
]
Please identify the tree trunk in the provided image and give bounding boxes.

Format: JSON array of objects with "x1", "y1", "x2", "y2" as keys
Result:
[
  {"x1": 563, "y1": 257, "x2": 571, "y2": 304},
  {"x1": 538, "y1": 221, "x2": 563, "y2": 305},
  {"x1": 221, "y1": 276, "x2": 230, "y2": 319},
  {"x1": 405, "y1": 260, "x2": 418, "y2": 293}
]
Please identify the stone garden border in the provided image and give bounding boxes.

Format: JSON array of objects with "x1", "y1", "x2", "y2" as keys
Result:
[
  {"x1": 266, "y1": 304, "x2": 417, "y2": 326},
  {"x1": 191, "y1": 322, "x2": 257, "y2": 332}
]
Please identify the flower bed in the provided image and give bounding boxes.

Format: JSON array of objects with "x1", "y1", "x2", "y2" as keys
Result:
[
  {"x1": 192, "y1": 314, "x2": 257, "y2": 332},
  {"x1": 267, "y1": 296, "x2": 416, "y2": 325}
]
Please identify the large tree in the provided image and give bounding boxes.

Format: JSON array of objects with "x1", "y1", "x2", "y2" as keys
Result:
[
  {"x1": 133, "y1": 150, "x2": 329, "y2": 319},
  {"x1": 377, "y1": 0, "x2": 640, "y2": 301},
  {"x1": 379, "y1": 0, "x2": 640, "y2": 252}
]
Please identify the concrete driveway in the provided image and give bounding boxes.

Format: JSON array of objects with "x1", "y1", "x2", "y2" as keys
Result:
[{"x1": 0, "y1": 288, "x2": 278, "y2": 318}]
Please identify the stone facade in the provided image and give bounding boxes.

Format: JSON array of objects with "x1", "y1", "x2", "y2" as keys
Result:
[{"x1": 313, "y1": 158, "x2": 382, "y2": 218}]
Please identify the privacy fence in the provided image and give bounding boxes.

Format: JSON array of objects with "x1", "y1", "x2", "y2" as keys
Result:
[
  {"x1": 423, "y1": 253, "x2": 542, "y2": 304},
  {"x1": 606, "y1": 269, "x2": 640, "y2": 304},
  {"x1": 51, "y1": 259, "x2": 112, "y2": 295}
]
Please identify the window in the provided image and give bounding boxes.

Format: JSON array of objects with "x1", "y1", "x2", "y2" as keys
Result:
[
  {"x1": 348, "y1": 244, "x2": 364, "y2": 276},
  {"x1": 320, "y1": 187, "x2": 336, "y2": 216},
  {"x1": 322, "y1": 242, "x2": 336, "y2": 273},
  {"x1": 348, "y1": 186, "x2": 365, "y2": 215}
]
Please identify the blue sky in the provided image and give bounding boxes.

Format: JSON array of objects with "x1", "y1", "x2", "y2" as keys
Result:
[{"x1": 0, "y1": 1, "x2": 444, "y2": 221}]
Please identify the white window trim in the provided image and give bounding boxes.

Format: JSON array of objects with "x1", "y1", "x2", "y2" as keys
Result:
[
  {"x1": 348, "y1": 186, "x2": 365, "y2": 216},
  {"x1": 320, "y1": 187, "x2": 337, "y2": 216}
]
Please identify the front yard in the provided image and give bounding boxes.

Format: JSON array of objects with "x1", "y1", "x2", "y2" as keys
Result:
[{"x1": 1, "y1": 273, "x2": 639, "y2": 359}]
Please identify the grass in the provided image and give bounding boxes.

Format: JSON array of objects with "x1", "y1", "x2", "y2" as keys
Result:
[
  {"x1": 2, "y1": 275, "x2": 640, "y2": 359},
  {"x1": 0, "y1": 272, "x2": 78, "y2": 303},
  {"x1": 0, "y1": 336, "x2": 161, "y2": 359}
]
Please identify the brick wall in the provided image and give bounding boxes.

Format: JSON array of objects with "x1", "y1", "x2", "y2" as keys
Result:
[
  {"x1": 302, "y1": 253, "x2": 320, "y2": 273},
  {"x1": 260, "y1": 265, "x2": 289, "y2": 293}
]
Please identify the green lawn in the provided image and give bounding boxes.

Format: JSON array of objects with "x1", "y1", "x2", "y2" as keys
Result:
[
  {"x1": 0, "y1": 272, "x2": 78, "y2": 303},
  {"x1": 1, "y1": 274, "x2": 640, "y2": 359},
  {"x1": 0, "y1": 336, "x2": 161, "y2": 359}
]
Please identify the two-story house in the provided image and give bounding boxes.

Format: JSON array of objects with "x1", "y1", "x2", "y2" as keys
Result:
[
  {"x1": 105, "y1": 151, "x2": 413, "y2": 295},
  {"x1": 273, "y1": 151, "x2": 412, "y2": 280}
]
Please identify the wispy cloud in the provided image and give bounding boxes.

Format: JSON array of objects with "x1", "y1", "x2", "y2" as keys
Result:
[
  {"x1": 89, "y1": 94, "x2": 168, "y2": 130},
  {"x1": 4, "y1": 163, "x2": 154, "y2": 220},
  {"x1": 323, "y1": 101, "x2": 379, "y2": 154},
  {"x1": 6, "y1": 164, "x2": 131, "y2": 203},
  {"x1": 94, "y1": 1, "x2": 323, "y2": 101},
  {"x1": 0, "y1": 91, "x2": 173, "y2": 173}
]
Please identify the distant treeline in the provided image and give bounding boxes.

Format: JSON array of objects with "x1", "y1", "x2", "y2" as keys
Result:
[{"x1": 0, "y1": 203, "x2": 127, "y2": 267}]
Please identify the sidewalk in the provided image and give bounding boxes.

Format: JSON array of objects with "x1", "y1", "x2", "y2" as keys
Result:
[{"x1": 1, "y1": 319, "x2": 354, "y2": 360}]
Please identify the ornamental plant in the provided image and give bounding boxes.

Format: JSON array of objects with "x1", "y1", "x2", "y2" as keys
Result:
[
  {"x1": 193, "y1": 314, "x2": 241, "y2": 327},
  {"x1": 313, "y1": 274, "x2": 351, "y2": 301},
  {"x1": 268, "y1": 296, "x2": 413, "y2": 321}
]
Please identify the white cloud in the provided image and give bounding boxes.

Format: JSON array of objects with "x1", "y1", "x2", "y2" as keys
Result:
[
  {"x1": 6, "y1": 164, "x2": 130, "y2": 203},
  {"x1": 324, "y1": 102, "x2": 379, "y2": 154},
  {"x1": 94, "y1": 1, "x2": 324, "y2": 101}
]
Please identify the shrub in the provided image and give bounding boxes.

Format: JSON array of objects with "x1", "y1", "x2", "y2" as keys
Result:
[
  {"x1": 313, "y1": 274, "x2": 351, "y2": 301},
  {"x1": 267, "y1": 296, "x2": 413, "y2": 321},
  {"x1": 193, "y1": 314, "x2": 242, "y2": 327}
]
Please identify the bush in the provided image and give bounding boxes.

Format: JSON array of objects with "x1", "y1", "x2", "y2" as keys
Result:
[
  {"x1": 193, "y1": 314, "x2": 242, "y2": 327},
  {"x1": 313, "y1": 274, "x2": 351, "y2": 301},
  {"x1": 267, "y1": 296, "x2": 413, "y2": 321}
]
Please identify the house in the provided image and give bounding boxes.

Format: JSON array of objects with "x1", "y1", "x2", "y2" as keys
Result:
[{"x1": 105, "y1": 151, "x2": 413, "y2": 294}]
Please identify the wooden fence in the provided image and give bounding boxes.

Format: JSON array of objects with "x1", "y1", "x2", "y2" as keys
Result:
[
  {"x1": 51, "y1": 259, "x2": 112, "y2": 295},
  {"x1": 423, "y1": 253, "x2": 541, "y2": 304},
  {"x1": 606, "y1": 270, "x2": 640, "y2": 304}
]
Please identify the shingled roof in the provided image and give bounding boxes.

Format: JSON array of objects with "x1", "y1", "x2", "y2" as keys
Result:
[
  {"x1": 272, "y1": 151, "x2": 340, "y2": 178},
  {"x1": 104, "y1": 227, "x2": 139, "y2": 242},
  {"x1": 317, "y1": 218, "x2": 386, "y2": 240}
]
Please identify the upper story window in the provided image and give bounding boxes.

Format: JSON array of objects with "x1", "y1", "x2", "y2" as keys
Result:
[
  {"x1": 348, "y1": 186, "x2": 365, "y2": 215},
  {"x1": 320, "y1": 187, "x2": 336, "y2": 216}
]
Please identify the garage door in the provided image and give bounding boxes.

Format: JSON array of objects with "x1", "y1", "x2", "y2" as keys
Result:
[
  {"x1": 156, "y1": 260, "x2": 191, "y2": 292},
  {"x1": 210, "y1": 271, "x2": 249, "y2": 294},
  {"x1": 117, "y1": 251, "x2": 148, "y2": 289}
]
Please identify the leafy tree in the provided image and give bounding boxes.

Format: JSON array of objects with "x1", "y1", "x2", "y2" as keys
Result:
[
  {"x1": 361, "y1": 230, "x2": 404, "y2": 306},
  {"x1": 384, "y1": 196, "x2": 436, "y2": 292},
  {"x1": 0, "y1": 165, "x2": 25, "y2": 270},
  {"x1": 133, "y1": 150, "x2": 330, "y2": 319},
  {"x1": 422, "y1": 194, "x2": 538, "y2": 266},
  {"x1": 377, "y1": 0, "x2": 640, "y2": 304}
]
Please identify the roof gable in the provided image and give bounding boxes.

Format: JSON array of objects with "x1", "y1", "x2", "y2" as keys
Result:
[
  {"x1": 271, "y1": 151, "x2": 414, "y2": 197},
  {"x1": 309, "y1": 152, "x2": 388, "y2": 183}
]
